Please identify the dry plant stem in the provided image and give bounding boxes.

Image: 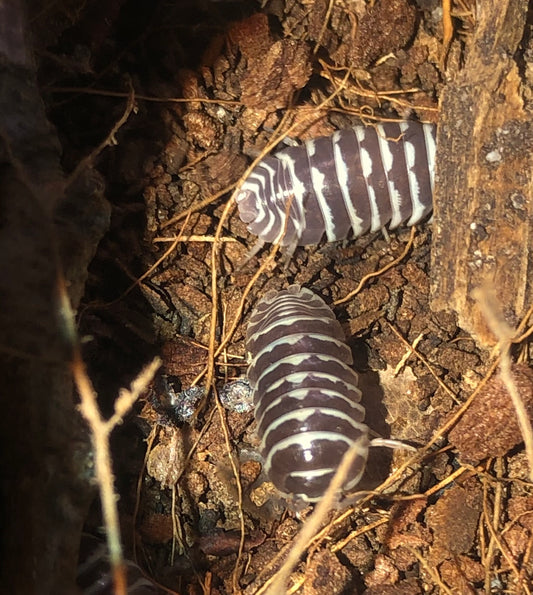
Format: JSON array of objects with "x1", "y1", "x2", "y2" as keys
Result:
[
  {"x1": 100, "y1": 212, "x2": 192, "y2": 308},
  {"x1": 252, "y1": 500, "x2": 390, "y2": 591},
  {"x1": 170, "y1": 484, "x2": 183, "y2": 562},
  {"x1": 441, "y1": 0, "x2": 453, "y2": 68},
  {"x1": 133, "y1": 235, "x2": 181, "y2": 289},
  {"x1": 481, "y1": 479, "x2": 490, "y2": 592},
  {"x1": 161, "y1": 183, "x2": 237, "y2": 229},
  {"x1": 330, "y1": 516, "x2": 389, "y2": 552},
  {"x1": 207, "y1": 188, "x2": 300, "y2": 376},
  {"x1": 333, "y1": 226, "x2": 416, "y2": 305},
  {"x1": 482, "y1": 485, "x2": 526, "y2": 591},
  {"x1": 72, "y1": 350, "x2": 127, "y2": 595},
  {"x1": 47, "y1": 85, "x2": 242, "y2": 106},
  {"x1": 394, "y1": 331, "x2": 423, "y2": 375},
  {"x1": 312, "y1": 0, "x2": 336, "y2": 55},
  {"x1": 75, "y1": 355, "x2": 161, "y2": 595},
  {"x1": 251, "y1": 505, "x2": 357, "y2": 588},
  {"x1": 192, "y1": 176, "x2": 294, "y2": 391},
  {"x1": 153, "y1": 235, "x2": 237, "y2": 243},
  {"x1": 406, "y1": 546, "x2": 454, "y2": 594},
  {"x1": 213, "y1": 390, "x2": 246, "y2": 592},
  {"x1": 518, "y1": 533, "x2": 533, "y2": 593},
  {"x1": 214, "y1": 244, "x2": 279, "y2": 359},
  {"x1": 67, "y1": 81, "x2": 136, "y2": 187},
  {"x1": 319, "y1": 63, "x2": 438, "y2": 113},
  {"x1": 421, "y1": 465, "x2": 468, "y2": 497},
  {"x1": 286, "y1": 576, "x2": 305, "y2": 594},
  {"x1": 259, "y1": 441, "x2": 369, "y2": 595},
  {"x1": 137, "y1": 410, "x2": 218, "y2": 563},
  {"x1": 385, "y1": 321, "x2": 461, "y2": 404},
  {"x1": 61, "y1": 270, "x2": 161, "y2": 594},
  {"x1": 202, "y1": 572, "x2": 213, "y2": 595},
  {"x1": 512, "y1": 303, "x2": 533, "y2": 342},
  {"x1": 133, "y1": 425, "x2": 158, "y2": 564},
  {"x1": 200, "y1": 198, "x2": 237, "y2": 407},
  {"x1": 473, "y1": 288, "x2": 533, "y2": 480},
  {"x1": 484, "y1": 458, "x2": 504, "y2": 589}
]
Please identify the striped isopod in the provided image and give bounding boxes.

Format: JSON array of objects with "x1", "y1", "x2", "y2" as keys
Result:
[
  {"x1": 77, "y1": 534, "x2": 163, "y2": 594},
  {"x1": 246, "y1": 284, "x2": 369, "y2": 503},
  {"x1": 236, "y1": 121, "x2": 436, "y2": 253}
]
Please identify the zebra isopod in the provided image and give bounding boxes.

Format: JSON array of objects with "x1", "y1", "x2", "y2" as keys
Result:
[
  {"x1": 246, "y1": 284, "x2": 369, "y2": 503},
  {"x1": 236, "y1": 121, "x2": 436, "y2": 253},
  {"x1": 77, "y1": 534, "x2": 163, "y2": 594}
]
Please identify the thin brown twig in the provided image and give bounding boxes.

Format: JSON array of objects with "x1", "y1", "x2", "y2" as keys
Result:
[
  {"x1": 212, "y1": 389, "x2": 246, "y2": 592},
  {"x1": 133, "y1": 425, "x2": 158, "y2": 564},
  {"x1": 511, "y1": 303, "x2": 533, "y2": 343},
  {"x1": 484, "y1": 458, "x2": 504, "y2": 589},
  {"x1": 330, "y1": 516, "x2": 390, "y2": 552},
  {"x1": 47, "y1": 85, "x2": 242, "y2": 106},
  {"x1": 67, "y1": 80, "x2": 137, "y2": 187},
  {"x1": 153, "y1": 235, "x2": 237, "y2": 243},
  {"x1": 61, "y1": 262, "x2": 161, "y2": 594},
  {"x1": 250, "y1": 504, "x2": 358, "y2": 590},
  {"x1": 214, "y1": 246, "x2": 279, "y2": 359},
  {"x1": 441, "y1": 0, "x2": 454, "y2": 69},
  {"x1": 192, "y1": 163, "x2": 302, "y2": 395},
  {"x1": 334, "y1": 226, "x2": 416, "y2": 305},
  {"x1": 385, "y1": 321, "x2": 461, "y2": 404},
  {"x1": 517, "y1": 532, "x2": 533, "y2": 593},
  {"x1": 161, "y1": 183, "x2": 236, "y2": 229},
  {"x1": 131, "y1": 213, "x2": 191, "y2": 291},
  {"x1": 312, "y1": 0, "x2": 336, "y2": 55},
  {"x1": 319, "y1": 62, "x2": 439, "y2": 113},
  {"x1": 421, "y1": 465, "x2": 469, "y2": 497},
  {"x1": 406, "y1": 546, "x2": 454, "y2": 594},
  {"x1": 482, "y1": 480, "x2": 527, "y2": 590}
]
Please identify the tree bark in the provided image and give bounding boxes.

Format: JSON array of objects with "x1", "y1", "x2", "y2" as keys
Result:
[{"x1": 431, "y1": 0, "x2": 533, "y2": 346}]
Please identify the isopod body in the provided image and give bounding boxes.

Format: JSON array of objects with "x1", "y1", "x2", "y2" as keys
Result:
[
  {"x1": 237, "y1": 121, "x2": 436, "y2": 251},
  {"x1": 77, "y1": 534, "x2": 162, "y2": 594},
  {"x1": 246, "y1": 285, "x2": 369, "y2": 503}
]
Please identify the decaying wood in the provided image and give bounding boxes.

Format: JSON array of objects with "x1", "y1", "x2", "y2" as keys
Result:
[
  {"x1": 431, "y1": 0, "x2": 533, "y2": 346},
  {"x1": 0, "y1": 1, "x2": 110, "y2": 592}
]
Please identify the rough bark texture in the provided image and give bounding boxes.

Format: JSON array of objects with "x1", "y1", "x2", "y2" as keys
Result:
[
  {"x1": 431, "y1": 0, "x2": 533, "y2": 346},
  {"x1": 0, "y1": 2, "x2": 109, "y2": 592}
]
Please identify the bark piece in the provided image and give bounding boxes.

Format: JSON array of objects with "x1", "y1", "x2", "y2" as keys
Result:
[
  {"x1": 431, "y1": 0, "x2": 533, "y2": 346},
  {"x1": 449, "y1": 364, "x2": 533, "y2": 465}
]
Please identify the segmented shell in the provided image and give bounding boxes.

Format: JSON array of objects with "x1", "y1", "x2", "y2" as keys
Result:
[
  {"x1": 246, "y1": 285, "x2": 369, "y2": 503},
  {"x1": 237, "y1": 121, "x2": 436, "y2": 251}
]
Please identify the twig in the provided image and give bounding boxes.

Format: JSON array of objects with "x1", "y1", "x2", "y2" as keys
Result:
[
  {"x1": 47, "y1": 85, "x2": 241, "y2": 106},
  {"x1": 259, "y1": 440, "x2": 370, "y2": 595},
  {"x1": 406, "y1": 546, "x2": 454, "y2": 594},
  {"x1": 153, "y1": 235, "x2": 237, "y2": 243},
  {"x1": 213, "y1": 389, "x2": 246, "y2": 592},
  {"x1": 334, "y1": 226, "x2": 416, "y2": 305},
  {"x1": 58, "y1": 274, "x2": 161, "y2": 595},
  {"x1": 67, "y1": 79, "x2": 137, "y2": 187},
  {"x1": 386, "y1": 321, "x2": 461, "y2": 404},
  {"x1": 441, "y1": 0, "x2": 453, "y2": 69}
]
